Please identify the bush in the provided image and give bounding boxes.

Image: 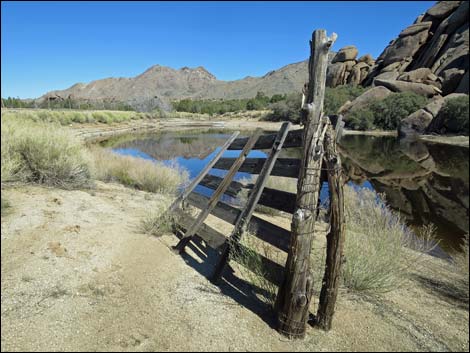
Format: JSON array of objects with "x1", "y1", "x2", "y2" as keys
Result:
[
  {"x1": 324, "y1": 85, "x2": 367, "y2": 115},
  {"x1": 370, "y1": 92, "x2": 428, "y2": 130},
  {"x1": 436, "y1": 96, "x2": 469, "y2": 135},
  {"x1": 342, "y1": 185, "x2": 436, "y2": 293},
  {"x1": 265, "y1": 93, "x2": 302, "y2": 123},
  {"x1": 347, "y1": 108, "x2": 376, "y2": 130},
  {"x1": 1, "y1": 116, "x2": 92, "y2": 188},
  {"x1": 90, "y1": 147, "x2": 188, "y2": 194}
]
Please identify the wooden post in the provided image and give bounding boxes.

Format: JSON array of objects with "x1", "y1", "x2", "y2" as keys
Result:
[
  {"x1": 275, "y1": 29, "x2": 336, "y2": 339},
  {"x1": 315, "y1": 120, "x2": 346, "y2": 331}
]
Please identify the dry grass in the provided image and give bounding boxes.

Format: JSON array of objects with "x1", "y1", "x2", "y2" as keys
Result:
[
  {"x1": 342, "y1": 185, "x2": 437, "y2": 293},
  {"x1": 452, "y1": 234, "x2": 469, "y2": 300},
  {"x1": 1, "y1": 115, "x2": 92, "y2": 188},
  {"x1": 90, "y1": 147, "x2": 188, "y2": 194},
  {"x1": 229, "y1": 234, "x2": 282, "y2": 307}
]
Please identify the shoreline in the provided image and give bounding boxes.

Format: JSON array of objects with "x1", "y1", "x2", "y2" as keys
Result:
[{"x1": 71, "y1": 119, "x2": 469, "y2": 148}]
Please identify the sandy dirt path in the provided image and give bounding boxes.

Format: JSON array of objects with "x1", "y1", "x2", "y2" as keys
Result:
[{"x1": 1, "y1": 182, "x2": 468, "y2": 351}]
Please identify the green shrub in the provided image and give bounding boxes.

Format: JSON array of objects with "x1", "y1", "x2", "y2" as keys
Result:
[
  {"x1": 436, "y1": 96, "x2": 469, "y2": 135},
  {"x1": 370, "y1": 92, "x2": 428, "y2": 130},
  {"x1": 1, "y1": 116, "x2": 92, "y2": 188},
  {"x1": 347, "y1": 108, "x2": 376, "y2": 131},
  {"x1": 324, "y1": 85, "x2": 367, "y2": 115},
  {"x1": 265, "y1": 93, "x2": 302, "y2": 123}
]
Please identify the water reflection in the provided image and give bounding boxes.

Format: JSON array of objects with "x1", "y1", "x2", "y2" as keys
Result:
[
  {"x1": 339, "y1": 135, "x2": 469, "y2": 252},
  {"x1": 103, "y1": 129, "x2": 469, "y2": 252}
]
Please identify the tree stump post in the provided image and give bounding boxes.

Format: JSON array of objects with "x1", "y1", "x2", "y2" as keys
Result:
[
  {"x1": 275, "y1": 29, "x2": 336, "y2": 339},
  {"x1": 315, "y1": 121, "x2": 346, "y2": 331}
]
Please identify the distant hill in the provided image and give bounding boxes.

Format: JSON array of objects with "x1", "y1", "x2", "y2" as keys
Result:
[{"x1": 39, "y1": 60, "x2": 319, "y2": 111}]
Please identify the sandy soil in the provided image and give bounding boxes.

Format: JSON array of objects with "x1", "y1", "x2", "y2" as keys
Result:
[{"x1": 1, "y1": 182, "x2": 468, "y2": 352}]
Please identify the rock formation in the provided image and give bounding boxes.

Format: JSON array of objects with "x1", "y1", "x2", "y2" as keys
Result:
[
  {"x1": 326, "y1": 45, "x2": 375, "y2": 87},
  {"x1": 363, "y1": 1, "x2": 469, "y2": 96}
]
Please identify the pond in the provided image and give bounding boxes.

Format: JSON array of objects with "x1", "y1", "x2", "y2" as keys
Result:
[{"x1": 101, "y1": 129, "x2": 469, "y2": 254}]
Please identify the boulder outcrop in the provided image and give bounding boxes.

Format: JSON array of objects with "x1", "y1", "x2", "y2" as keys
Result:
[{"x1": 362, "y1": 1, "x2": 469, "y2": 96}]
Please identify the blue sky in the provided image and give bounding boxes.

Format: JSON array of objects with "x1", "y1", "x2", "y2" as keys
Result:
[{"x1": 2, "y1": 1, "x2": 435, "y2": 98}]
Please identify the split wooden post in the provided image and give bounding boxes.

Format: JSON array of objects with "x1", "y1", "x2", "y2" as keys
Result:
[
  {"x1": 210, "y1": 121, "x2": 292, "y2": 283},
  {"x1": 315, "y1": 121, "x2": 346, "y2": 331},
  {"x1": 275, "y1": 29, "x2": 336, "y2": 339}
]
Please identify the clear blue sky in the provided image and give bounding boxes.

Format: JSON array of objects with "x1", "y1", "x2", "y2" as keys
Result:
[{"x1": 1, "y1": 1, "x2": 435, "y2": 98}]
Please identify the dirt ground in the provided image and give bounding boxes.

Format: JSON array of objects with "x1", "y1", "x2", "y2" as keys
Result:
[{"x1": 1, "y1": 182, "x2": 469, "y2": 351}]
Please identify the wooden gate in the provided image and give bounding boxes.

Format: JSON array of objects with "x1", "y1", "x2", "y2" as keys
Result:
[{"x1": 166, "y1": 29, "x2": 345, "y2": 339}]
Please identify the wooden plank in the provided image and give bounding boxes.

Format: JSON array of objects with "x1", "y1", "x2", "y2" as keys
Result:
[
  {"x1": 167, "y1": 131, "x2": 240, "y2": 213},
  {"x1": 173, "y1": 130, "x2": 262, "y2": 253},
  {"x1": 211, "y1": 122, "x2": 292, "y2": 283},
  {"x1": 199, "y1": 174, "x2": 297, "y2": 213},
  {"x1": 186, "y1": 192, "x2": 290, "y2": 252},
  {"x1": 275, "y1": 29, "x2": 336, "y2": 340},
  {"x1": 316, "y1": 124, "x2": 346, "y2": 331},
  {"x1": 199, "y1": 174, "x2": 248, "y2": 198},
  {"x1": 228, "y1": 129, "x2": 303, "y2": 150},
  {"x1": 173, "y1": 211, "x2": 284, "y2": 286},
  {"x1": 214, "y1": 158, "x2": 300, "y2": 178}
]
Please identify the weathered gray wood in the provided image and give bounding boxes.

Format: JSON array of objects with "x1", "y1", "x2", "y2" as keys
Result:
[
  {"x1": 185, "y1": 192, "x2": 291, "y2": 252},
  {"x1": 228, "y1": 129, "x2": 303, "y2": 150},
  {"x1": 173, "y1": 130, "x2": 262, "y2": 253},
  {"x1": 199, "y1": 175, "x2": 297, "y2": 213},
  {"x1": 214, "y1": 158, "x2": 300, "y2": 178},
  {"x1": 275, "y1": 29, "x2": 336, "y2": 340},
  {"x1": 199, "y1": 174, "x2": 248, "y2": 198},
  {"x1": 316, "y1": 123, "x2": 346, "y2": 331},
  {"x1": 174, "y1": 208, "x2": 226, "y2": 249},
  {"x1": 211, "y1": 122, "x2": 292, "y2": 283},
  {"x1": 168, "y1": 131, "x2": 240, "y2": 213},
  {"x1": 174, "y1": 210, "x2": 284, "y2": 285}
]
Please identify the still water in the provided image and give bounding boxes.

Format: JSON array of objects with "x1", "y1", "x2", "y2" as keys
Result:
[{"x1": 102, "y1": 129, "x2": 469, "y2": 253}]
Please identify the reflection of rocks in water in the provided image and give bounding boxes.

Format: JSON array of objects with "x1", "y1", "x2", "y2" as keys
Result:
[
  {"x1": 113, "y1": 131, "x2": 230, "y2": 161},
  {"x1": 339, "y1": 135, "x2": 469, "y2": 247}
]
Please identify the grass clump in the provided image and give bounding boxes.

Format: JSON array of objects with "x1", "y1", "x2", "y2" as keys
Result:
[
  {"x1": 452, "y1": 234, "x2": 469, "y2": 300},
  {"x1": 1, "y1": 197, "x2": 11, "y2": 217},
  {"x1": 229, "y1": 235, "x2": 281, "y2": 307},
  {"x1": 90, "y1": 147, "x2": 188, "y2": 194},
  {"x1": 341, "y1": 185, "x2": 436, "y2": 293},
  {"x1": 140, "y1": 202, "x2": 176, "y2": 237},
  {"x1": 1, "y1": 116, "x2": 92, "y2": 188}
]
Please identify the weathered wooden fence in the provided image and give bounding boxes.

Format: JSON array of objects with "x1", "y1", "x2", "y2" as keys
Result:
[{"x1": 167, "y1": 29, "x2": 345, "y2": 339}]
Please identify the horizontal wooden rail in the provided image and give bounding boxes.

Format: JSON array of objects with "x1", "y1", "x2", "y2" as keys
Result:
[
  {"x1": 174, "y1": 209, "x2": 284, "y2": 285},
  {"x1": 213, "y1": 158, "x2": 300, "y2": 178},
  {"x1": 199, "y1": 174, "x2": 296, "y2": 213},
  {"x1": 200, "y1": 174, "x2": 248, "y2": 198},
  {"x1": 174, "y1": 209, "x2": 226, "y2": 249},
  {"x1": 228, "y1": 129, "x2": 303, "y2": 150},
  {"x1": 186, "y1": 192, "x2": 291, "y2": 252}
]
